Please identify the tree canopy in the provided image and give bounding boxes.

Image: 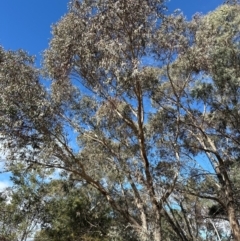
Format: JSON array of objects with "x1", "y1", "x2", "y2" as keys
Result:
[{"x1": 1, "y1": 0, "x2": 240, "y2": 240}]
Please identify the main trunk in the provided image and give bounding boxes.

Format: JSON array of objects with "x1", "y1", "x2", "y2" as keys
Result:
[
  {"x1": 153, "y1": 228, "x2": 161, "y2": 241},
  {"x1": 137, "y1": 222, "x2": 162, "y2": 241},
  {"x1": 153, "y1": 213, "x2": 162, "y2": 241}
]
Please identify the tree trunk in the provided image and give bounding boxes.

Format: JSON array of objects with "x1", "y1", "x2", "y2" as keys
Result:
[
  {"x1": 153, "y1": 213, "x2": 162, "y2": 241},
  {"x1": 136, "y1": 222, "x2": 162, "y2": 241},
  {"x1": 153, "y1": 227, "x2": 161, "y2": 241},
  {"x1": 227, "y1": 203, "x2": 240, "y2": 241},
  {"x1": 153, "y1": 207, "x2": 162, "y2": 241},
  {"x1": 223, "y1": 171, "x2": 240, "y2": 241}
]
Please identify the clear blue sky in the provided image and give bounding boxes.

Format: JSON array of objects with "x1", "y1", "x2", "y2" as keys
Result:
[
  {"x1": 0, "y1": 0, "x2": 223, "y2": 188},
  {"x1": 0, "y1": 0, "x2": 223, "y2": 64},
  {"x1": 0, "y1": 0, "x2": 69, "y2": 65}
]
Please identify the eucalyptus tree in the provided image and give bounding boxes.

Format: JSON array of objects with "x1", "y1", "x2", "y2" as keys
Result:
[
  {"x1": 162, "y1": 3, "x2": 240, "y2": 240},
  {"x1": 1, "y1": 0, "x2": 185, "y2": 240},
  {"x1": 42, "y1": 0, "x2": 187, "y2": 240}
]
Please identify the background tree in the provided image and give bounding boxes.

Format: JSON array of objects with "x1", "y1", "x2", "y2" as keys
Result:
[
  {"x1": 0, "y1": 169, "x2": 49, "y2": 241},
  {"x1": 0, "y1": 190, "x2": 17, "y2": 241},
  {"x1": 164, "y1": 3, "x2": 240, "y2": 240},
  {"x1": 34, "y1": 179, "x2": 139, "y2": 241},
  {"x1": 34, "y1": 179, "x2": 116, "y2": 241}
]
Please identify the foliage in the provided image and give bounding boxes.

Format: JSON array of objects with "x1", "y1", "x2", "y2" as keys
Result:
[
  {"x1": 0, "y1": 169, "x2": 50, "y2": 241},
  {"x1": 34, "y1": 180, "x2": 113, "y2": 241},
  {"x1": 1, "y1": 1, "x2": 240, "y2": 240}
]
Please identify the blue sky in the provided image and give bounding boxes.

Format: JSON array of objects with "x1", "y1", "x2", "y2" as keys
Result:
[
  {"x1": 0, "y1": 0, "x2": 69, "y2": 65},
  {"x1": 0, "y1": 0, "x2": 224, "y2": 189},
  {"x1": 0, "y1": 0, "x2": 223, "y2": 62}
]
